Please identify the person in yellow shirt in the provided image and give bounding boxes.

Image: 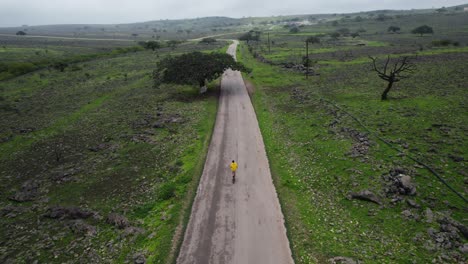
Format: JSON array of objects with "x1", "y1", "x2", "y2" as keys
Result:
[{"x1": 230, "y1": 160, "x2": 238, "y2": 183}]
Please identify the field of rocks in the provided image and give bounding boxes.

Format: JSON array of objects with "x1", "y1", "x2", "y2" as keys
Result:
[
  {"x1": 238, "y1": 9, "x2": 467, "y2": 264},
  {"x1": 0, "y1": 37, "x2": 225, "y2": 263}
]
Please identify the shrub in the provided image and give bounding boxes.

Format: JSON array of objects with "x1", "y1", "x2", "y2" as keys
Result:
[
  {"x1": 388, "y1": 26, "x2": 401, "y2": 33},
  {"x1": 7, "y1": 62, "x2": 36, "y2": 75},
  {"x1": 158, "y1": 182, "x2": 176, "y2": 201},
  {"x1": 412, "y1": 25, "x2": 434, "y2": 36},
  {"x1": 289, "y1": 27, "x2": 300, "y2": 33},
  {"x1": 432, "y1": 39, "x2": 460, "y2": 47},
  {"x1": 200, "y1": 37, "x2": 217, "y2": 44}
]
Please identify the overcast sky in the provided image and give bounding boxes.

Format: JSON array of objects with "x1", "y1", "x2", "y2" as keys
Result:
[{"x1": 0, "y1": 0, "x2": 466, "y2": 27}]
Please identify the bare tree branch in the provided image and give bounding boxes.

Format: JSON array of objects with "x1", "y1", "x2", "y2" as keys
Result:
[{"x1": 369, "y1": 55, "x2": 416, "y2": 100}]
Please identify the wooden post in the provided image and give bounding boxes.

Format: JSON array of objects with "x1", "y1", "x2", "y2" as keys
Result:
[
  {"x1": 305, "y1": 40, "x2": 309, "y2": 79},
  {"x1": 267, "y1": 32, "x2": 271, "y2": 54}
]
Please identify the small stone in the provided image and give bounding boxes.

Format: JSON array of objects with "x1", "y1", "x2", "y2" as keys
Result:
[
  {"x1": 425, "y1": 208, "x2": 434, "y2": 223},
  {"x1": 349, "y1": 190, "x2": 381, "y2": 205},
  {"x1": 106, "y1": 213, "x2": 130, "y2": 229},
  {"x1": 328, "y1": 256, "x2": 358, "y2": 264},
  {"x1": 407, "y1": 199, "x2": 421, "y2": 208},
  {"x1": 459, "y1": 244, "x2": 468, "y2": 254},
  {"x1": 133, "y1": 253, "x2": 146, "y2": 264}
]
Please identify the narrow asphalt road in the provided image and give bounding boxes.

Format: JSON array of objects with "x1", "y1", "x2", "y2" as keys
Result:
[{"x1": 177, "y1": 41, "x2": 294, "y2": 264}]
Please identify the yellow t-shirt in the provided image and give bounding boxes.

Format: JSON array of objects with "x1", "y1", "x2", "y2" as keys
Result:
[{"x1": 230, "y1": 162, "x2": 238, "y2": 172}]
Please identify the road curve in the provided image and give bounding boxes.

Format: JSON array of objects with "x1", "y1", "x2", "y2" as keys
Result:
[{"x1": 177, "y1": 41, "x2": 294, "y2": 264}]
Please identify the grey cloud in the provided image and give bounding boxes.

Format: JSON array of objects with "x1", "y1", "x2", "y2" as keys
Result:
[{"x1": 0, "y1": 0, "x2": 466, "y2": 27}]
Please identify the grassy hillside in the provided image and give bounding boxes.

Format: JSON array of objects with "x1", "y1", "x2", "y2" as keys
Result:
[
  {"x1": 0, "y1": 38, "x2": 227, "y2": 263},
  {"x1": 237, "y1": 9, "x2": 467, "y2": 264}
]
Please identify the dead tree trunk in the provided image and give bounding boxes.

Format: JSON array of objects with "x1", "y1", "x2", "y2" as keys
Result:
[
  {"x1": 381, "y1": 79, "x2": 394, "y2": 100},
  {"x1": 369, "y1": 56, "x2": 415, "y2": 101}
]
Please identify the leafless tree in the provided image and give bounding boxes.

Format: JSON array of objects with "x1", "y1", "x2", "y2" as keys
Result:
[{"x1": 369, "y1": 56, "x2": 416, "y2": 100}]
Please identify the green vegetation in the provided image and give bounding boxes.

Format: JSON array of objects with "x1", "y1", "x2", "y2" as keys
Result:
[
  {"x1": 199, "y1": 37, "x2": 217, "y2": 44},
  {"x1": 0, "y1": 45, "x2": 144, "y2": 81},
  {"x1": 0, "y1": 37, "x2": 227, "y2": 263},
  {"x1": 154, "y1": 51, "x2": 246, "y2": 89},
  {"x1": 1, "y1": 3, "x2": 468, "y2": 263},
  {"x1": 237, "y1": 8, "x2": 467, "y2": 263},
  {"x1": 139, "y1": 40, "x2": 162, "y2": 51},
  {"x1": 412, "y1": 25, "x2": 434, "y2": 36}
]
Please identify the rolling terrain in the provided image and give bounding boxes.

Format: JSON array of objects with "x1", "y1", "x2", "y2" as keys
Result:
[{"x1": 0, "y1": 3, "x2": 467, "y2": 264}]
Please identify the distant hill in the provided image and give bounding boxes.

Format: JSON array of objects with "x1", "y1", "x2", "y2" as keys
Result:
[{"x1": 1, "y1": 4, "x2": 466, "y2": 40}]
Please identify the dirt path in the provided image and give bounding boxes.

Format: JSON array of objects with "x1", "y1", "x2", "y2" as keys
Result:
[{"x1": 177, "y1": 41, "x2": 294, "y2": 264}]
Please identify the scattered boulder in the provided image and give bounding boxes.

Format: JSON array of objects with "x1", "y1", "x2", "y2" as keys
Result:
[
  {"x1": 0, "y1": 205, "x2": 27, "y2": 218},
  {"x1": 389, "y1": 167, "x2": 407, "y2": 176},
  {"x1": 8, "y1": 180, "x2": 40, "y2": 202},
  {"x1": 425, "y1": 208, "x2": 434, "y2": 223},
  {"x1": 382, "y1": 169, "x2": 417, "y2": 196},
  {"x1": 399, "y1": 174, "x2": 416, "y2": 195},
  {"x1": 340, "y1": 128, "x2": 370, "y2": 158},
  {"x1": 349, "y1": 190, "x2": 381, "y2": 205},
  {"x1": 459, "y1": 244, "x2": 468, "y2": 254},
  {"x1": 67, "y1": 220, "x2": 97, "y2": 236},
  {"x1": 401, "y1": 209, "x2": 420, "y2": 221},
  {"x1": 133, "y1": 252, "x2": 146, "y2": 264},
  {"x1": 106, "y1": 213, "x2": 130, "y2": 229},
  {"x1": 122, "y1": 226, "x2": 145, "y2": 238},
  {"x1": 328, "y1": 256, "x2": 359, "y2": 264},
  {"x1": 51, "y1": 167, "x2": 80, "y2": 183},
  {"x1": 438, "y1": 216, "x2": 468, "y2": 239},
  {"x1": 88, "y1": 143, "x2": 110, "y2": 152},
  {"x1": 152, "y1": 122, "x2": 164, "y2": 129},
  {"x1": 448, "y1": 154, "x2": 464, "y2": 162},
  {"x1": 406, "y1": 199, "x2": 421, "y2": 208},
  {"x1": 426, "y1": 215, "x2": 467, "y2": 251},
  {"x1": 165, "y1": 116, "x2": 184, "y2": 124},
  {"x1": 45, "y1": 206, "x2": 95, "y2": 220}
]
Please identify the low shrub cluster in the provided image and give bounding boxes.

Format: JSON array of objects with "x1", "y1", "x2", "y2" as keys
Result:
[
  {"x1": 432, "y1": 39, "x2": 460, "y2": 47},
  {"x1": 0, "y1": 46, "x2": 144, "y2": 80}
]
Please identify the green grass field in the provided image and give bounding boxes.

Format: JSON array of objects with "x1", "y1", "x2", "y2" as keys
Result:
[
  {"x1": 0, "y1": 38, "x2": 227, "y2": 263},
  {"x1": 237, "y1": 10, "x2": 467, "y2": 263},
  {"x1": 1, "y1": 5, "x2": 467, "y2": 264}
]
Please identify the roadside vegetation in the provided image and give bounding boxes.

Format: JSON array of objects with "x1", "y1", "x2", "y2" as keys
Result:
[
  {"x1": 0, "y1": 37, "x2": 227, "y2": 263},
  {"x1": 237, "y1": 6, "x2": 467, "y2": 264},
  {"x1": 1, "y1": 3, "x2": 467, "y2": 263}
]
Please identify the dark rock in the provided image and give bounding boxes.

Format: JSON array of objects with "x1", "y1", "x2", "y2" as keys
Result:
[
  {"x1": 459, "y1": 244, "x2": 468, "y2": 254},
  {"x1": 132, "y1": 119, "x2": 150, "y2": 129},
  {"x1": 383, "y1": 171, "x2": 416, "y2": 197},
  {"x1": 399, "y1": 174, "x2": 416, "y2": 195},
  {"x1": 88, "y1": 143, "x2": 109, "y2": 152},
  {"x1": 152, "y1": 122, "x2": 164, "y2": 128},
  {"x1": 448, "y1": 154, "x2": 464, "y2": 162},
  {"x1": 425, "y1": 208, "x2": 434, "y2": 223},
  {"x1": 106, "y1": 213, "x2": 130, "y2": 229},
  {"x1": 401, "y1": 209, "x2": 420, "y2": 221},
  {"x1": 389, "y1": 167, "x2": 407, "y2": 177},
  {"x1": 67, "y1": 220, "x2": 97, "y2": 236},
  {"x1": 406, "y1": 199, "x2": 421, "y2": 208},
  {"x1": 133, "y1": 253, "x2": 146, "y2": 264},
  {"x1": 8, "y1": 180, "x2": 40, "y2": 202},
  {"x1": 328, "y1": 256, "x2": 358, "y2": 264},
  {"x1": 51, "y1": 167, "x2": 80, "y2": 183},
  {"x1": 45, "y1": 206, "x2": 95, "y2": 220},
  {"x1": 166, "y1": 117, "x2": 183, "y2": 124},
  {"x1": 122, "y1": 226, "x2": 145, "y2": 237},
  {"x1": 19, "y1": 127, "x2": 35, "y2": 134},
  {"x1": 438, "y1": 216, "x2": 468, "y2": 239},
  {"x1": 349, "y1": 190, "x2": 381, "y2": 205},
  {"x1": 0, "y1": 205, "x2": 27, "y2": 218}
]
